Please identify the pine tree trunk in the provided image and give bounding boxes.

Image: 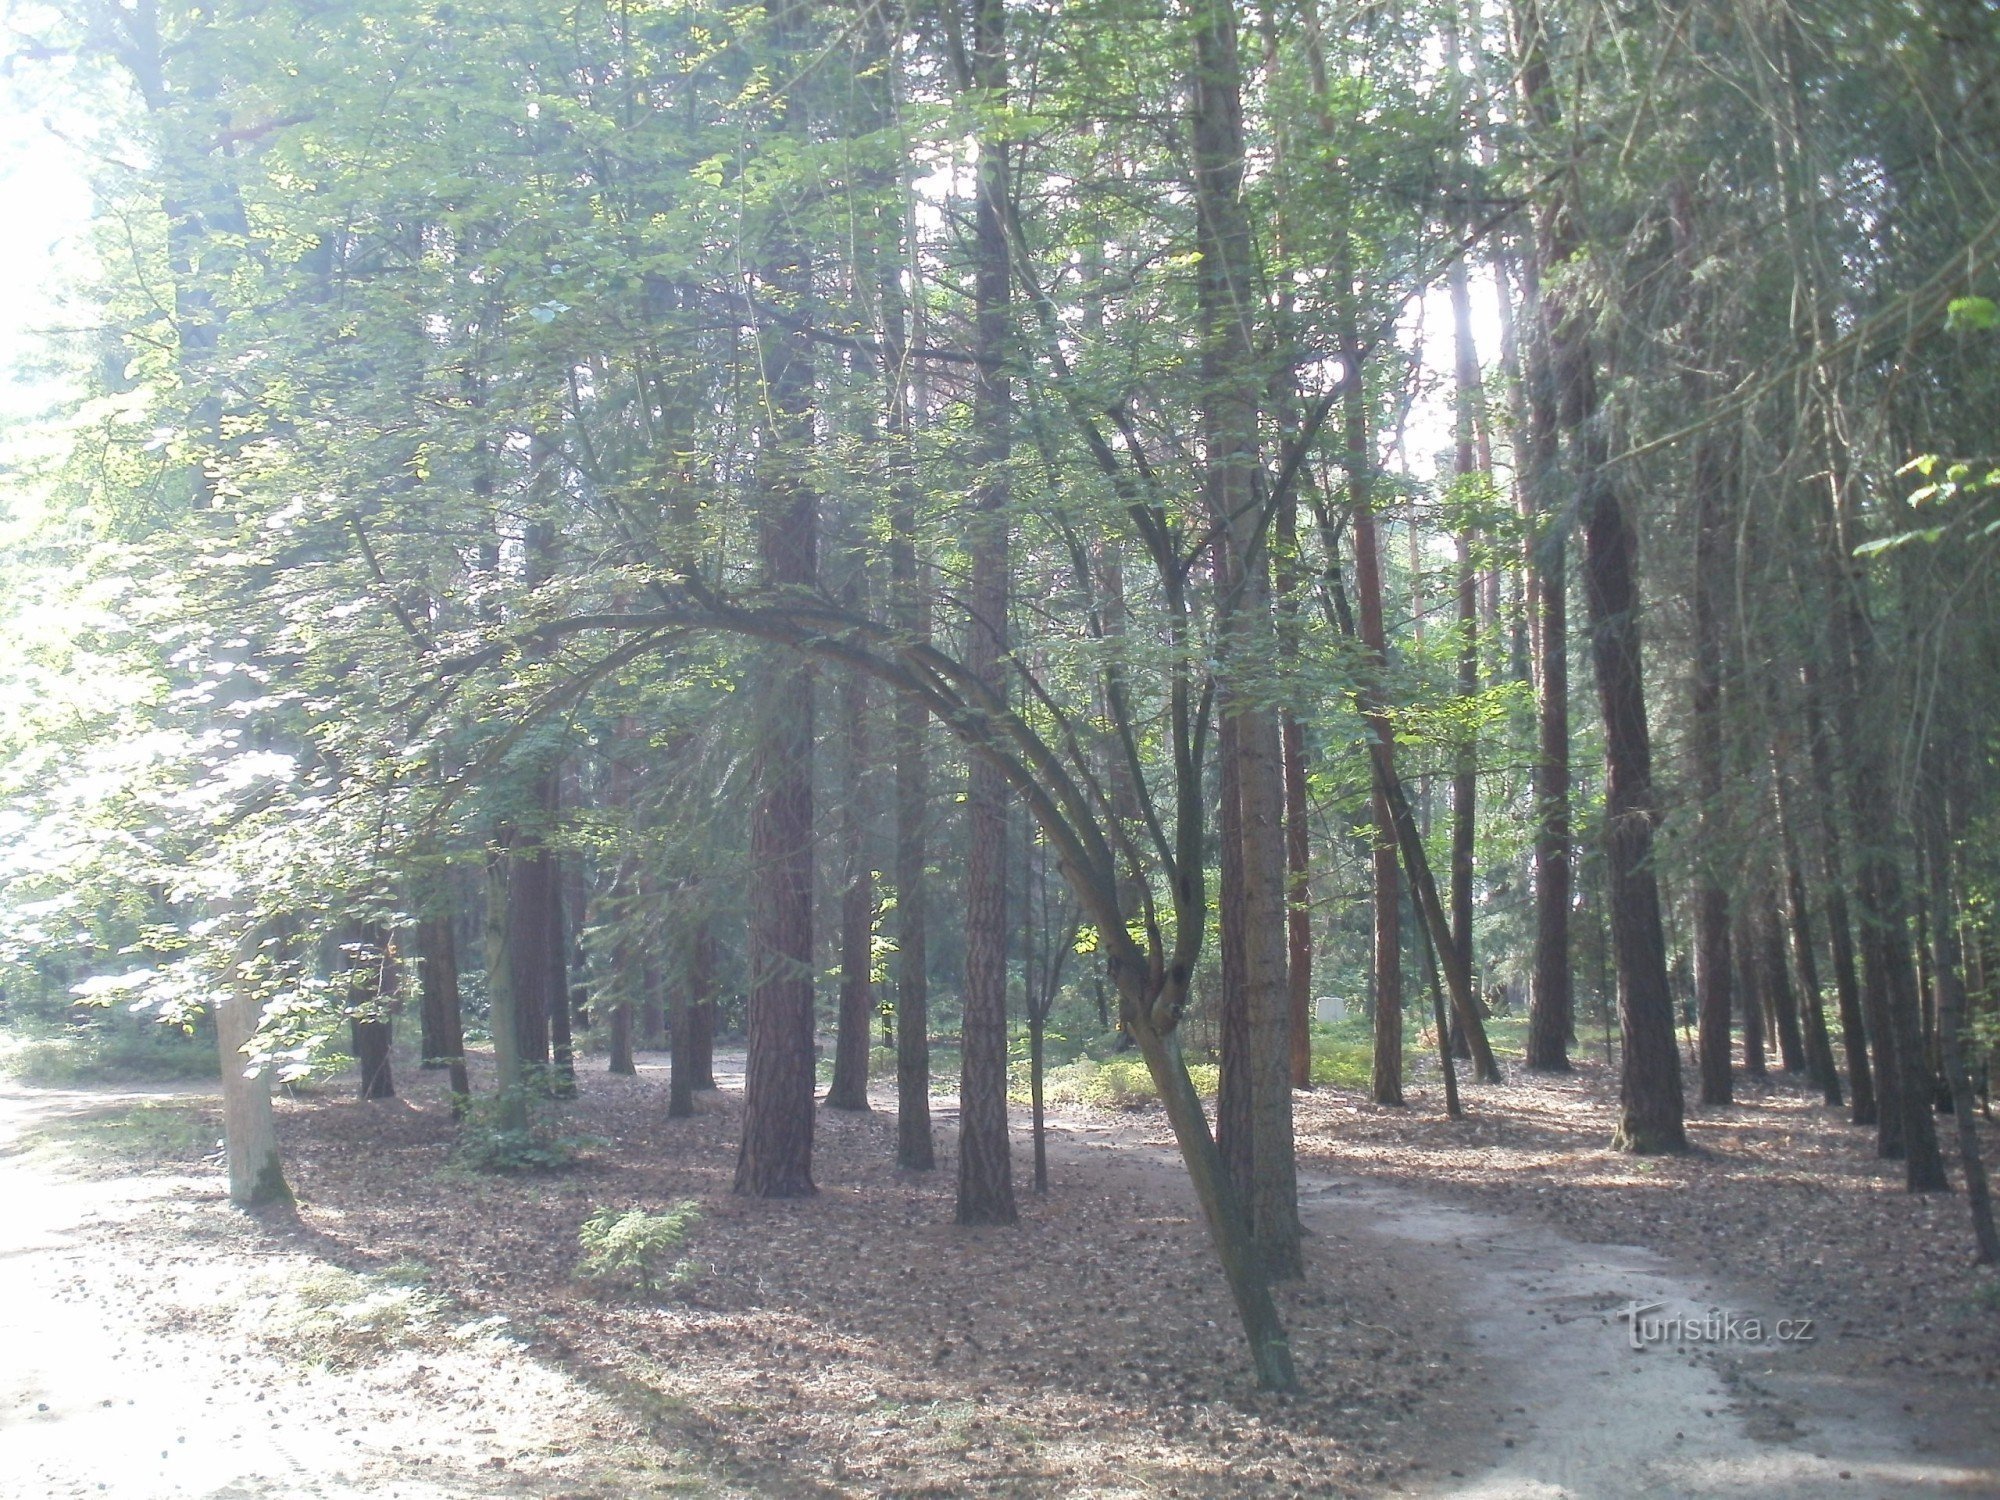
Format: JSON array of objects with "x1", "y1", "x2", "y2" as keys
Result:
[
  {"x1": 826, "y1": 664, "x2": 875, "y2": 1112},
  {"x1": 1217, "y1": 712, "x2": 1255, "y2": 1194},
  {"x1": 1191, "y1": 0, "x2": 1297, "y2": 1276},
  {"x1": 734, "y1": 3, "x2": 819, "y2": 1193},
  {"x1": 1771, "y1": 756, "x2": 1842, "y2": 1106},
  {"x1": 416, "y1": 913, "x2": 470, "y2": 1105},
  {"x1": 1448, "y1": 251, "x2": 1481, "y2": 1057},
  {"x1": 547, "y1": 853, "x2": 575, "y2": 1096},
  {"x1": 1762, "y1": 891, "x2": 1808, "y2": 1075},
  {"x1": 1799, "y1": 660, "x2": 1875, "y2": 1122},
  {"x1": 953, "y1": 0, "x2": 1016, "y2": 1229},
  {"x1": 1581, "y1": 448, "x2": 1687, "y2": 1153},
  {"x1": 1737, "y1": 910, "x2": 1767, "y2": 1079},
  {"x1": 1345, "y1": 299, "x2": 1404, "y2": 1107},
  {"x1": 1922, "y1": 773, "x2": 1998, "y2": 1261},
  {"x1": 1515, "y1": 0, "x2": 1572, "y2": 1075}
]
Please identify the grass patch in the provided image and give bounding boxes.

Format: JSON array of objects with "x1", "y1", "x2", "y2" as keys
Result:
[
  {"x1": 238, "y1": 1262, "x2": 446, "y2": 1369},
  {"x1": 25, "y1": 1098, "x2": 219, "y2": 1169},
  {"x1": 0, "y1": 1016, "x2": 217, "y2": 1087}
]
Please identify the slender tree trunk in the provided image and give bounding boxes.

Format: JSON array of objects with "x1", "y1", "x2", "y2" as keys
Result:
[
  {"x1": 485, "y1": 850, "x2": 527, "y2": 1131},
  {"x1": 1799, "y1": 660, "x2": 1875, "y2": 1122},
  {"x1": 1736, "y1": 910, "x2": 1767, "y2": 1078},
  {"x1": 1762, "y1": 890, "x2": 1808, "y2": 1075},
  {"x1": 1217, "y1": 713, "x2": 1255, "y2": 1192},
  {"x1": 1345, "y1": 297, "x2": 1404, "y2": 1107},
  {"x1": 1923, "y1": 773, "x2": 1998, "y2": 1261},
  {"x1": 1515, "y1": 0, "x2": 1572, "y2": 1074},
  {"x1": 669, "y1": 911, "x2": 708, "y2": 1121},
  {"x1": 1771, "y1": 753, "x2": 1842, "y2": 1106},
  {"x1": 1192, "y1": 0, "x2": 1297, "y2": 1275},
  {"x1": 1581, "y1": 439, "x2": 1687, "y2": 1152},
  {"x1": 547, "y1": 851, "x2": 575, "y2": 1096},
  {"x1": 954, "y1": 0, "x2": 1016, "y2": 1228},
  {"x1": 1824, "y1": 537, "x2": 1943, "y2": 1186},
  {"x1": 826, "y1": 663, "x2": 875, "y2": 1112},
  {"x1": 417, "y1": 912, "x2": 470, "y2": 1105},
  {"x1": 1447, "y1": 250, "x2": 1481, "y2": 1058}
]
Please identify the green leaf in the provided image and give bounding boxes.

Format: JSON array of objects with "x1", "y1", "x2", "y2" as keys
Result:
[{"x1": 1945, "y1": 296, "x2": 1998, "y2": 333}]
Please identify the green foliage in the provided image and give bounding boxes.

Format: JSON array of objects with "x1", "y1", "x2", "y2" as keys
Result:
[
  {"x1": 0, "y1": 1008, "x2": 216, "y2": 1086},
  {"x1": 1032, "y1": 1053, "x2": 1220, "y2": 1110},
  {"x1": 576, "y1": 1203, "x2": 703, "y2": 1298},
  {"x1": 450, "y1": 1082, "x2": 599, "y2": 1174}
]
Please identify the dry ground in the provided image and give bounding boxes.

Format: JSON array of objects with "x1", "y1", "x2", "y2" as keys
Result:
[{"x1": 6, "y1": 1039, "x2": 1998, "y2": 1498}]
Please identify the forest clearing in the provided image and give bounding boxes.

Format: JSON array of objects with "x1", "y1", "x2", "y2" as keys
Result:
[{"x1": 2, "y1": 0, "x2": 1999, "y2": 1492}]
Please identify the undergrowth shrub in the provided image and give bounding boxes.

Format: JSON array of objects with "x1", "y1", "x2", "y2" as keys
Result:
[
  {"x1": 1033, "y1": 1053, "x2": 1221, "y2": 1110},
  {"x1": 451, "y1": 1083, "x2": 599, "y2": 1173},
  {"x1": 576, "y1": 1203, "x2": 703, "y2": 1298}
]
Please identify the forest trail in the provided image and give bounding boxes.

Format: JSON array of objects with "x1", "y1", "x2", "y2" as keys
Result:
[
  {"x1": 700, "y1": 1048, "x2": 2000, "y2": 1496},
  {"x1": 0, "y1": 1082, "x2": 695, "y2": 1500},
  {"x1": 1336, "y1": 1176, "x2": 1996, "y2": 1499},
  {"x1": 1042, "y1": 1111, "x2": 2000, "y2": 1499}
]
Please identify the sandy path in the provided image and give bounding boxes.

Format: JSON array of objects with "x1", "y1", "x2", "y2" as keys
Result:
[
  {"x1": 807, "y1": 1050, "x2": 1999, "y2": 1500},
  {"x1": 0, "y1": 1083, "x2": 698, "y2": 1500},
  {"x1": 1331, "y1": 1173, "x2": 1998, "y2": 1499}
]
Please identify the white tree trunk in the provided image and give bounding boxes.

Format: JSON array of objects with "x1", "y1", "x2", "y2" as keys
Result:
[{"x1": 216, "y1": 920, "x2": 289, "y2": 1206}]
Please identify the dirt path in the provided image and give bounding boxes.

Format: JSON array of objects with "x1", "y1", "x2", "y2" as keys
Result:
[
  {"x1": 902, "y1": 1064, "x2": 2000, "y2": 1499},
  {"x1": 1335, "y1": 1174, "x2": 1997, "y2": 1499},
  {"x1": 7, "y1": 1059, "x2": 1996, "y2": 1498},
  {"x1": 0, "y1": 1083, "x2": 703, "y2": 1499}
]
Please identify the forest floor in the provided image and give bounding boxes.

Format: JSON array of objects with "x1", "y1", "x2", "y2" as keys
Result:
[{"x1": 1, "y1": 1041, "x2": 1997, "y2": 1498}]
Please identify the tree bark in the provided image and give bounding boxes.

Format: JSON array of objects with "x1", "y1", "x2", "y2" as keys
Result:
[
  {"x1": 1515, "y1": 0, "x2": 1572, "y2": 1075},
  {"x1": 1922, "y1": 771, "x2": 1998, "y2": 1261},
  {"x1": 416, "y1": 912, "x2": 470, "y2": 1105},
  {"x1": 734, "y1": 0, "x2": 819, "y2": 1194},
  {"x1": 217, "y1": 918, "x2": 289, "y2": 1206},
  {"x1": 954, "y1": 0, "x2": 1016, "y2": 1228},
  {"x1": 1581, "y1": 449, "x2": 1687, "y2": 1152},
  {"x1": 1191, "y1": 0, "x2": 1298, "y2": 1275},
  {"x1": 826, "y1": 661, "x2": 875, "y2": 1112}
]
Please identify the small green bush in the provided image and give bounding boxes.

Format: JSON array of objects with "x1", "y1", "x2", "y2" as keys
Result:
[
  {"x1": 577, "y1": 1203, "x2": 703, "y2": 1298},
  {"x1": 450, "y1": 1084, "x2": 598, "y2": 1173},
  {"x1": 1310, "y1": 1039, "x2": 1374, "y2": 1089},
  {"x1": 1034, "y1": 1053, "x2": 1220, "y2": 1110}
]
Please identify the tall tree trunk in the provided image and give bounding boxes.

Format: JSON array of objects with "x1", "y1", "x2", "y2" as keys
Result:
[
  {"x1": 735, "y1": 0, "x2": 819, "y2": 1197},
  {"x1": 826, "y1": 660, "x2": 875, "y2": 1112},
  {"x1": 416, "y1": 911, "x2": 470, "y2": 1105},
  {"x1": 547, "y1": 850, "x2": 575, "y2": 1095},
  {"x1": 1344, "y1": 295, "x2": 1404, "y2": 1107},
  {"x1": 954, "y1": 0, "x2": 1016, "y2": 1228},
  {"x1": 669, "y1": 911, "x2": 709, "y2": 1122},
  {"x1": 1514, "y1": 0, "x2": 1572, "y2": 1074},
  {"x1": 1922, "y1": 769, "x2": 1998, "y2": 1262},
  {"x1": 1673, "y1": 185, "x2": 1735, "y2": 1109},
  {"x1": 1799, "y1": 659, "x2": 1875, "y2": 1122},
  {"x1": 1736, "y1": 909, "x2": 1767, "y2": 1079},
  {"x1": 1823, "y1": 533, "x2": 1944, "y2": 1186},
  {"x1": 1581, "y1": 432, "x2": 1687, "y2": 1153},
  {"x1": 1192, "y1": 0, "x2": 1298, "y2": 1276},
  {"x1": 1217, "y1": 713, "x2": 1255, "y2": 1193},
  {"x1": 1762, "y1": 889, "x2": 1808, "y2": 1075},
  {"x1": 1447, "y1": 249, "x2": 1481, "y2": 1060},
  {"x1": 1771, "y1": 749, "x2": 1842, "y2": 1107}
]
